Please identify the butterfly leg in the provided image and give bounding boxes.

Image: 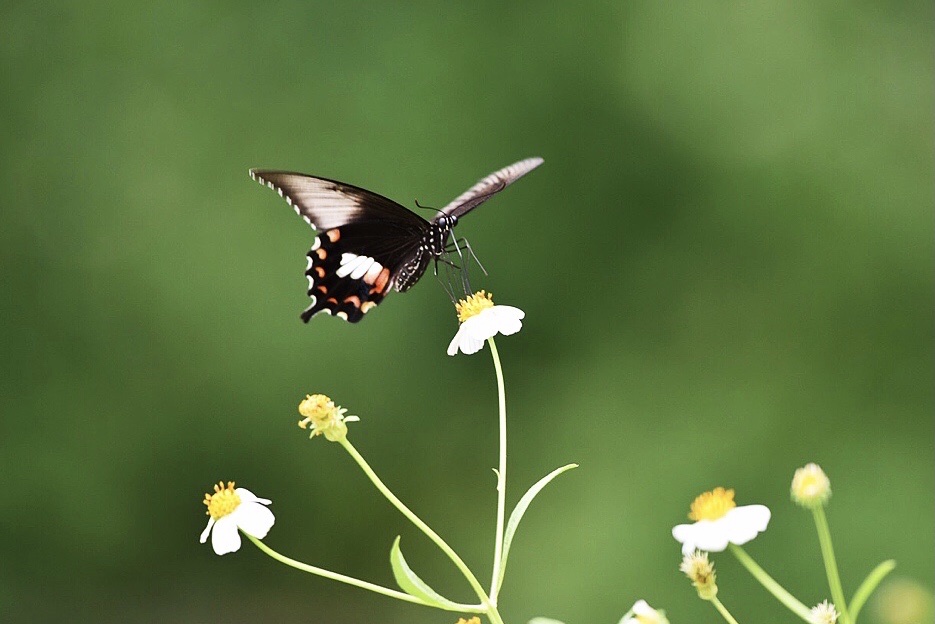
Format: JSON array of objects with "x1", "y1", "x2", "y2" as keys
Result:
[{"x1": 446, "y1": 237, "x2": 489, "y2": 278}]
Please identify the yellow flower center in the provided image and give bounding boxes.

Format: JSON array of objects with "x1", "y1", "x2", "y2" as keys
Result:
[
  {"x1": 204, "y1": 481, "x2": 241, "y2": 520},
  {"x1": 455, "y1": 618, "x2": 481, "y2": 624},
  {"x1": 455, "y1": 290, "x2": 494, "y2": 323},
  {"x1": 688, "y1": 487, "x2": 736, "y2": 521}
]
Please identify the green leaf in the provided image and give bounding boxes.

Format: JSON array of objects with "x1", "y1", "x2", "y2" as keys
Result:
[
  {"x1": 496, "y1": 463, "x2": 578, "y2": 593},
  {"x1": 849, "y1": 559, "x2": 896, "y2": 622},
  {"x1": 389, "y1": 536, "x2": 466, "y2": 612}
]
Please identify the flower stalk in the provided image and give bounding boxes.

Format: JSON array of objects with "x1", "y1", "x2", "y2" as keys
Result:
[
  {"x1": 246, "y1": 535, "x2": 482, "y2": 611},
  {"x1": 812, "y1": 505, "x2": 850, "y2": 624},
  {"x1": 729, "y1": 544, "x2": 812, "y2": 622},
  {"x1": 488, "y1": 337, "x2": 508, "y2": 604},
  {"x1": 336, "y1": 436, "x2": 505, "y2": 624},
  {"x1": 710, "y1": 596, "x2": 741, "y2": 624}
]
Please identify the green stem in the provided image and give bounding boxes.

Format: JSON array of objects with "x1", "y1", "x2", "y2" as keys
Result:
[
  {"x1": 488, "y1": 337, "x2": 508, "y2": 604},
  {"x1": 813, "y1": 506, "x2": 851, "y2": 624},
  {"x1": 710, "y1": 596, "x2": 741, "y2": 624},
  {"x1": 849, "y1": 560, "x2": 896, "y2": 622},
  {"x1": 246, "y1": 534, "x2": 483, "y2": 610},
  {"x1": 337, "y1": 437, "x2": 504, "y2": 624},
  {"x1": 729, "y1": 545, "x2": 812, "y2": 622}
]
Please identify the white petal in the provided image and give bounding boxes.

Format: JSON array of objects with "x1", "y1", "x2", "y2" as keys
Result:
[
  {"x1": 460, "y1": 336, "x2": 485, "y2": 354},
  {"x1": 462, "y1": 312, "x2": 499, "y2": 341},
  {"x1": 235, "y1": 488, "x2": 272, "y2": 506},
  {"x1": 211, "y1": 515, "x2": 242, "y2": 555},
  {"x1": 234, "y1": 501, "x2": 276, "y2": 538},
  {"x1": 632, "y1": 600, "x2": 652, "y2": 616},
  {"x1": 672, "y1": 520, "x2": 732, "y2": 554},
  {"x1": 491, "y1": 308, "x2": 523, "y2": 336},
  {"x1": 448, "y1": 324, "x2": 487, "y2": 355},
  {"x1": 493, "y1": 305, "x2": 525, "y2": 321},
  {"x1": 723, "y1": 505, "x2": 771, "y2": 545},
  {"x1": 447, "y1": 326, "x2": 468, "y2": 355},
  {"x1": 199, "y1": 517, "x2": 215, "y2": 544}
]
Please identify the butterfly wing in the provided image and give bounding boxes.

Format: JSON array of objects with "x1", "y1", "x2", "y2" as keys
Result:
[
  {"x1": 438, "y1": 157, "x2": 544, "y2": 220},
  {"x1": 250, "y1": 169, "x2": 429, "y2": 322}
]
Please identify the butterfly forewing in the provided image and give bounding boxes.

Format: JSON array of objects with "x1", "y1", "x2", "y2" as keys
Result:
[
  {"x1": 249, "y1": 169, "x2": 428, "y2": 232},
  {"x1": 438, "y1": 157, "x2": 544, "y2": 220}
]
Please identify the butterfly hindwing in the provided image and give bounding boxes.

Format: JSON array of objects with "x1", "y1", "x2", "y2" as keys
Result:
[{"x1": 301, "y1": 227, "x2": 398, "y2": 322}]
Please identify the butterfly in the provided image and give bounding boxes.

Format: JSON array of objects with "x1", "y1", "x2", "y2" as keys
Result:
[{"x1": 249, "y1": 157, "x2": 543, "y2": 323}]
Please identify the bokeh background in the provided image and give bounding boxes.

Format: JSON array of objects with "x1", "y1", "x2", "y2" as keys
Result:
[{"x1": 1, "y1": 2, "x2": 932, "y2": 623}]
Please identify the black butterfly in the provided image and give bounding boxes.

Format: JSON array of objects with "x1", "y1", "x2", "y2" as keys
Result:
[{"x1": 249, "y1": 157, "x2": 543, "y2": 323}]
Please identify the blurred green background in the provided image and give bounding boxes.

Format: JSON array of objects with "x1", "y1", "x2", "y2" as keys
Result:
[{"x1": 1, "y1": 1, "x2": 931, "y2": 623}]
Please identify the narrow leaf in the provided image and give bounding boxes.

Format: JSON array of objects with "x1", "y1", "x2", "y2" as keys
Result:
[
  {"x1": 389, "y1": 536, "x2": 466, "y2": 612},
  {"x1": 497, "y1": 463, "x2": 578, "y2": 593},
  {"x1": 849, "y1": 559, "x2": 896, "y2": 621}
]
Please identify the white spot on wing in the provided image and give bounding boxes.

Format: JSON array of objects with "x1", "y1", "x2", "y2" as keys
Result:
[
  {"x1": 364, "y1": 262, "x2": 383, "y2": 282},
  {"x1": 349, "y1": 257, "x2": 374, "y2": 280}
]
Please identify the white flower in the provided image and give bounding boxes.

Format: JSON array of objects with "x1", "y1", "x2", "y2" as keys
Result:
[
  {"x1": 810, "y1": 600, "x2": 839, "y2": 624},
  {"x1": 619, "y1": 599, "x2": 669, "y2": 624},
  {"x1": 447, "y1": 291, "x2": 524, "y2": 356},
  {"x1": 672, "y1": 487, "x2": 770, "y2": 555},
  {"x1": 200, "y1": 481, "x2": 275, "y2": 555}
]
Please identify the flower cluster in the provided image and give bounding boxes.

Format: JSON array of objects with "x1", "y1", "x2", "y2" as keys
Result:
[{"x1": 672, "y1": 463, "x2": 896, "y2": 624}]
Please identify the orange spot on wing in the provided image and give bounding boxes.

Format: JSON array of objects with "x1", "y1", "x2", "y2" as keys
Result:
[
  {"x1": 374, "y1": 268, "x2": 390, "y2": 292},
  {"x1": 315, "y1": 267, "x2": 325, "y2": 278},
  {"x1": 315, "y1": 248, "x2": 327, "y2": 260},
  {"x1": 326, "y1": 229, "x2": 341, "y2": 242},
  {"x1": 344, "y1": 295, "x2": 361, "y2": 307}
]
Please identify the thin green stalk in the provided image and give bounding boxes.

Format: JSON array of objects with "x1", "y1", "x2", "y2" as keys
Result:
[
  {"x1": 488, "y1": 337, "x2": 508, "y2": 604},
  {"x1": 813, "y1": 506, "x2": 850, "y2": 624},
  {"x1": 849, "y1": 560, "x2": 896, "y2": 622},
  {"x1": 710, "y1": 596, "x2": 741, "y2": 624},
  {"x1": 247, "y1": 535, "x2": 483, "y2": 611},
  {"x1": 729, "y1": 545, "x2": 812, "y2": 622},
  {"x1": 338, "y1": 437, "x2": 504, "y2": 624}
]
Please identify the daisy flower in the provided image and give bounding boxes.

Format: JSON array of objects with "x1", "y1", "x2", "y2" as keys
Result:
[
  {"x1": 447, "y1": 291, "x2": 525, "y2": 356},
  {"x1": 672, "y1": 487, "x2": 770, "y2": 555},
  {"x1": 200, "y1": 481, "x2": 275, "y2": 555}
]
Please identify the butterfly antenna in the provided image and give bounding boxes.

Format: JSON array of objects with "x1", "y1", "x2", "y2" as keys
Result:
[{"x1": 413, "y1": 199, "x2": 444, "y2": 217}]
